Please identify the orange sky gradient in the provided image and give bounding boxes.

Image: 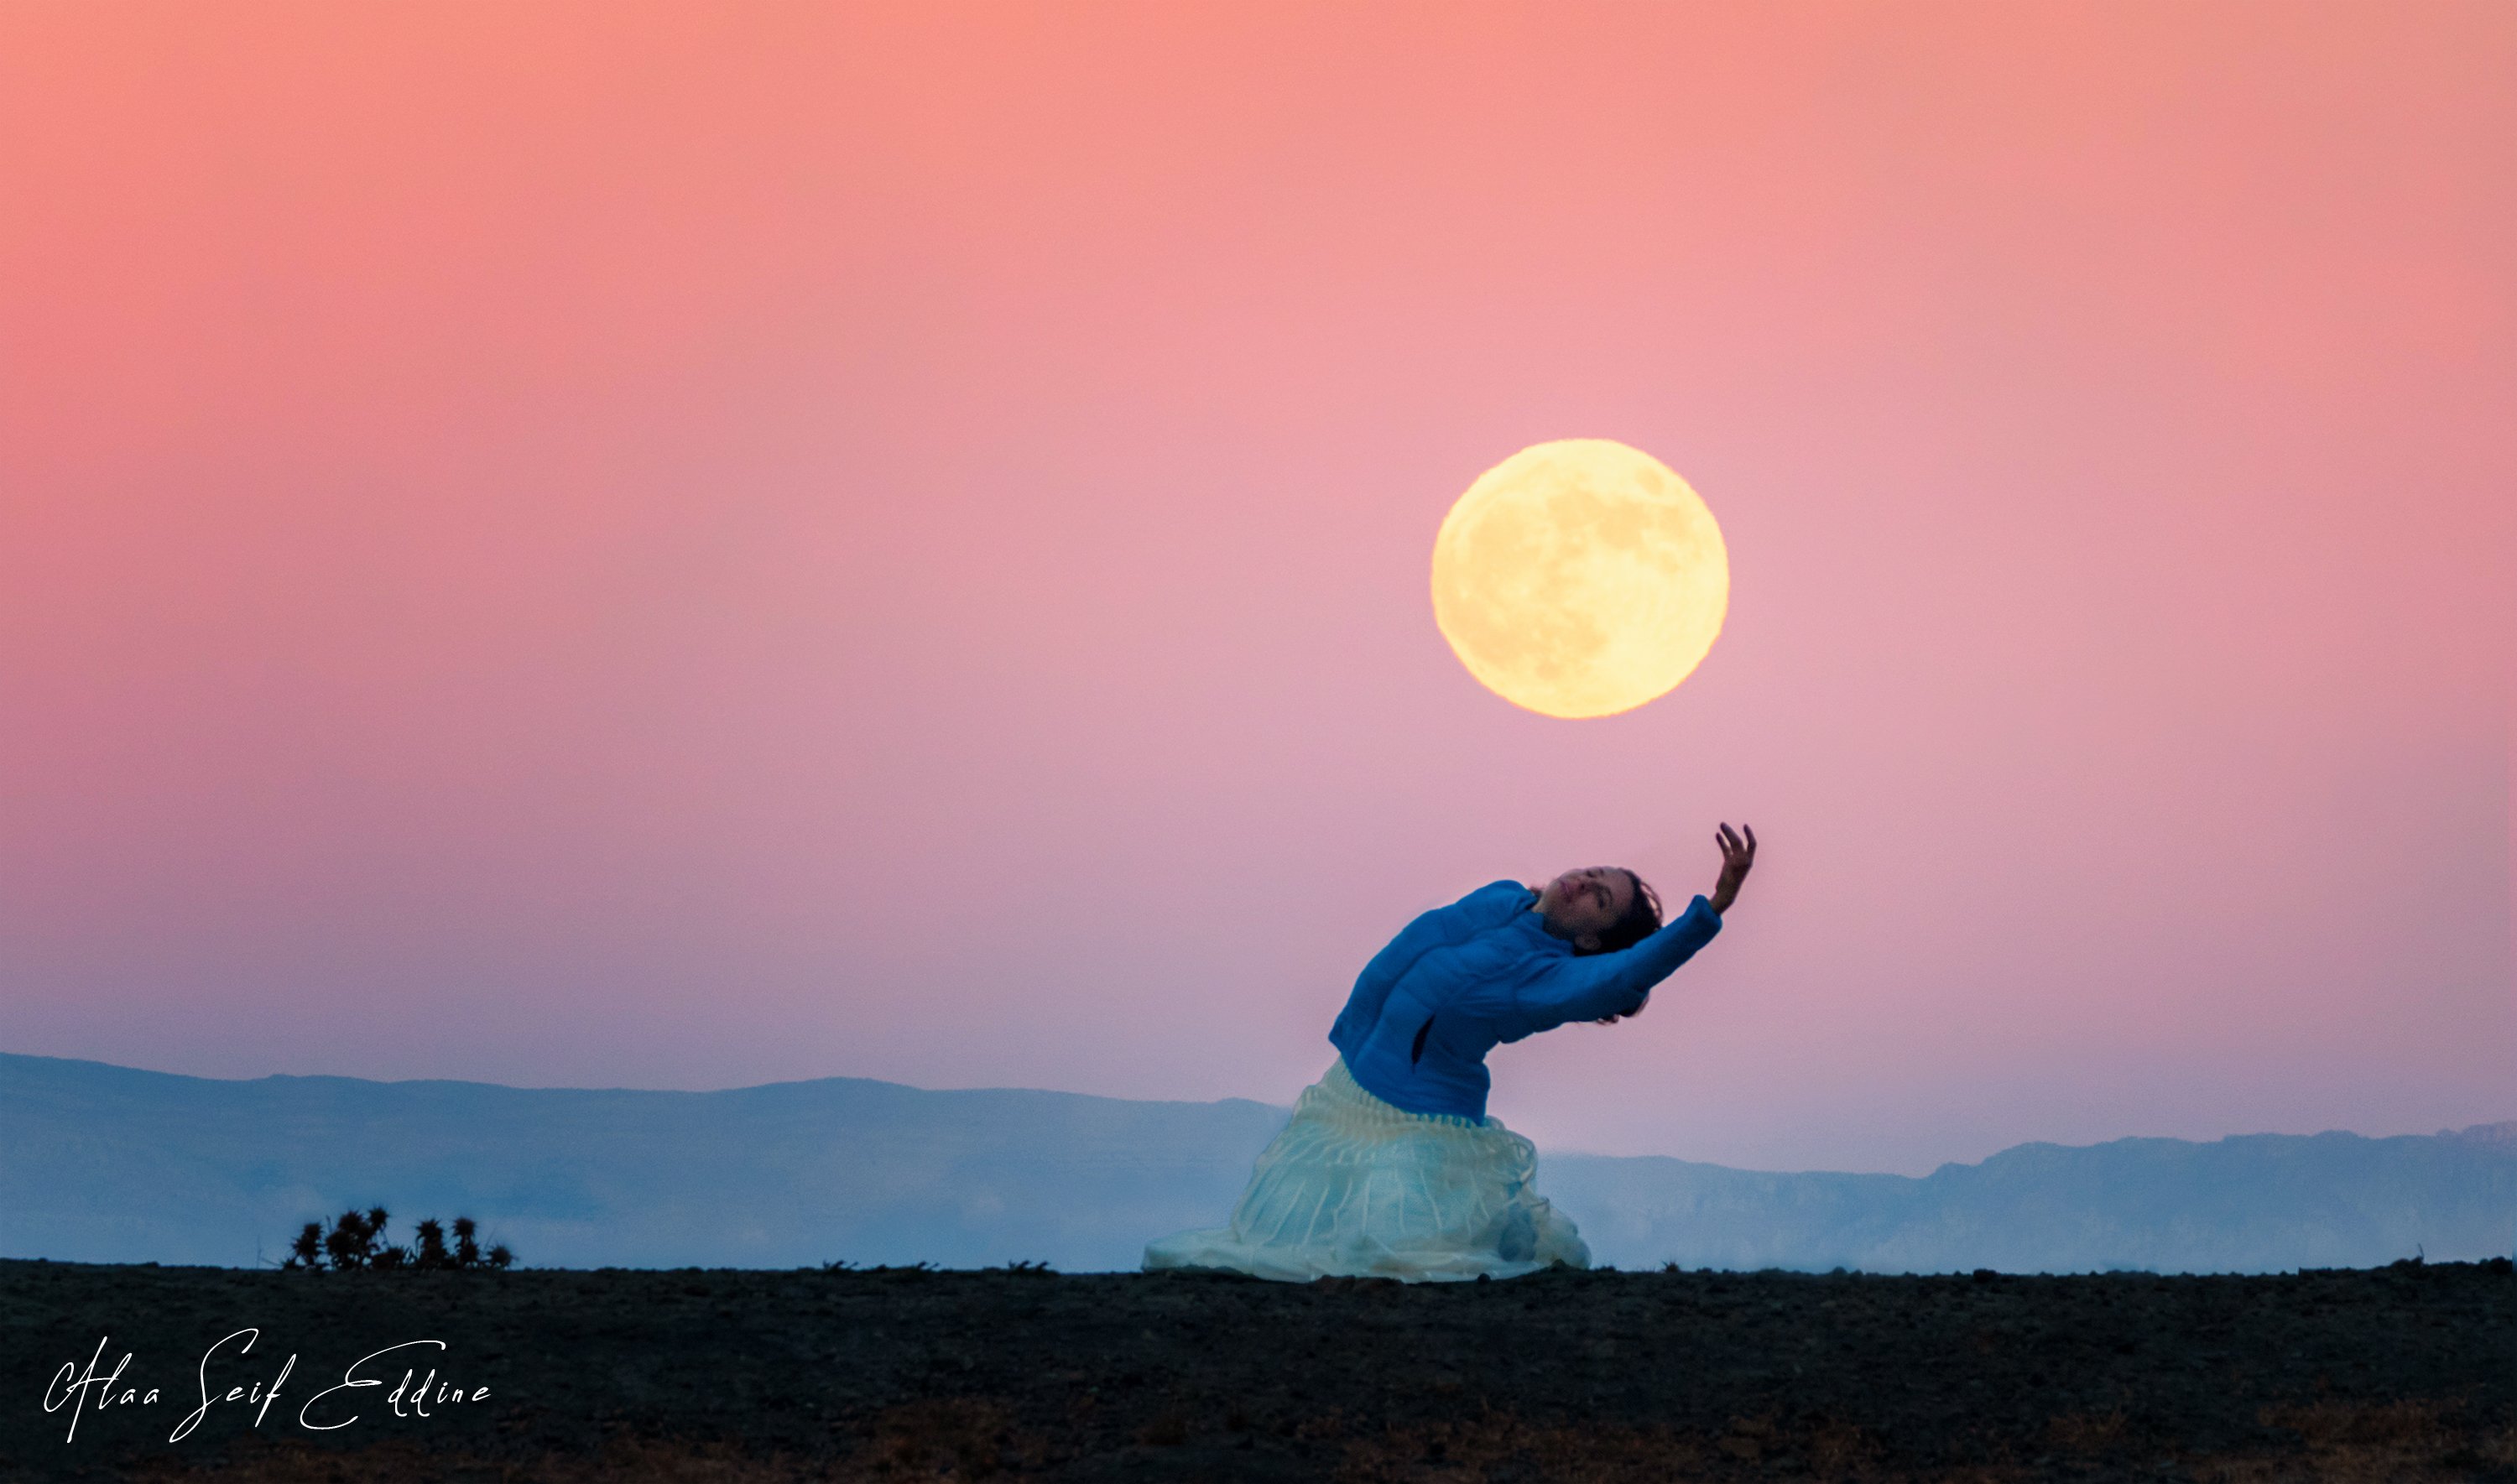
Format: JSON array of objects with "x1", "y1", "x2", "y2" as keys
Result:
[{"x1": 2, "y1": 2, "x2": 2509, "y2": 1172}]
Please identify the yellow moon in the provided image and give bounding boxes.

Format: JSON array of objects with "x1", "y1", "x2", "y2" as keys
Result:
[{"x1": 1430, "y1": 439, "x2": 1728, "y2": 719}]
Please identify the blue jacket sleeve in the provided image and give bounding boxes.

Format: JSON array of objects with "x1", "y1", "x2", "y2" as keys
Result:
[
  {"x1": 1331, "y1": 881, "x2": 1532, "y2": 1053},
  {"x1": 1510, "y1": 894, "x2": 1723, "y2": 1034}
]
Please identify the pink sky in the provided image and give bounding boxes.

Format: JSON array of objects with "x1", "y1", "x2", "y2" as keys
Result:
[{"x1": 2, "y1": 2, "x2": 2509, "y2": 1174}]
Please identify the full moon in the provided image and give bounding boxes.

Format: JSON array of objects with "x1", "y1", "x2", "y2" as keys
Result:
[{"x1": 1430, "y1": 439, "x2": 1729, "y2": 719}]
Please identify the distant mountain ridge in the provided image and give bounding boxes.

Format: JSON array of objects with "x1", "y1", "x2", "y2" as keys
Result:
[{"x1": 5, "y1": 1052, "x2": 2509, "y2": 1273}]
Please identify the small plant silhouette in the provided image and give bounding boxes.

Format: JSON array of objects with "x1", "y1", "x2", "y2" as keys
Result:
[{"x1": 282, "y1": 1207, "x2": 513, "y2": 1272}]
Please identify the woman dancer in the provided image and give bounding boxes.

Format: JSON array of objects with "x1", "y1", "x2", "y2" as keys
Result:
[{"x1": 1144, "y1": 824, "x2": 1757, "y2": 1282}]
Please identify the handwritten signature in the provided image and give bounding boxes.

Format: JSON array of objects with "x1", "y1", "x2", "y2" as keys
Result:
[{"x1": 44, "y1": 1330, "x2": 491, "y2": 1445}]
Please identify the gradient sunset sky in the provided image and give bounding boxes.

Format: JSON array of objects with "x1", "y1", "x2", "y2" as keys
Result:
[{"x1": 3, "y1": 2, "x2": 2509, "y2": 1174}]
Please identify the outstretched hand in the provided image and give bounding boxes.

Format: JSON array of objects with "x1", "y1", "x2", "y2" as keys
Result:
[
  {"x1": 1595, "y1": 821, "x2": 1758, "y2": 1025},
  {"x1": 1709, "y1": 822, "x2": 1756, "y2": 916}
]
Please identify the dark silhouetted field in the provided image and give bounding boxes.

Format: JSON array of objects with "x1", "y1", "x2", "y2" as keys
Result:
[{"x1": 6, "y1": 1257, "x2": 2509, "y2": 1481}]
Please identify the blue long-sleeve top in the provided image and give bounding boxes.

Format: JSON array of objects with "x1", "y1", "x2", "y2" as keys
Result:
[{"x1": 1328, "y1": 879, "x2": 1723, "y2": 1122}]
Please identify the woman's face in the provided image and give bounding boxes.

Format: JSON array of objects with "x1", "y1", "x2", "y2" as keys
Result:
[{"x1": 1539, "y1": 866, "x2": 1633, "y2": 949}]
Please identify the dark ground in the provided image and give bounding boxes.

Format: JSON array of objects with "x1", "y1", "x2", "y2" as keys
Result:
[{"x1": 4, "y1": 1257, "x2": 2509, "y2": 1482}]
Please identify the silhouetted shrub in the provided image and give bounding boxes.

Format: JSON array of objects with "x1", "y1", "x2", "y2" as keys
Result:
[{"x1": 281, "y1": 1208, "x2": 513, "y2": 1272}]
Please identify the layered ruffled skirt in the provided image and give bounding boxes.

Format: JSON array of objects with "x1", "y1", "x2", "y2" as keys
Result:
[{"x1": 1141, "y1": 1056, "x2": 1591, "y2": 1283}]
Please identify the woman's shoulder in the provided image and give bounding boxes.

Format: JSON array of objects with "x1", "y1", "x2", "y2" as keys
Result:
[
  {"x1": 1447, "y1": 880, "x2": 1537, "y2": 933},
  {"x1": 1456, "y1": 878, "x2": 1536, "y2": 910},
  {"x1": 1406, "y1": 879, "x2": 1532, "y2": 930},
  {"x1": 1425, "y1": 898, "x2": 1551, "y2": 977},
  {"x1": 1388, "y1": 881, "x2": 1542, "y2": 974}
]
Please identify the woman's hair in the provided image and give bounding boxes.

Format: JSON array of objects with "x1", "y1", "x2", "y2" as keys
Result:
[{"x1": 1576, "y1": 868, "x2": 1663, "y2": 956}]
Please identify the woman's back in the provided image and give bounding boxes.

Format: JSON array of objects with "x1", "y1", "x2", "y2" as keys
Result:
[{"x1": 1331, "y1": 878, "x2": 1723, "y2": 1122}]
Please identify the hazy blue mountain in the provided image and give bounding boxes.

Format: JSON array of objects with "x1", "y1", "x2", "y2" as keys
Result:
[
  {"x1": 1547, "y1": 1123, "x2": 2517, "y2": 1273},
  {"x1": 5, "y1": 1052, "x2": 2509, "y2": 1273}
]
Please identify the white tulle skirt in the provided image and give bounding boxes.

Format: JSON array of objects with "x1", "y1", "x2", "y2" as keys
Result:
[{"x1": 1141, "y1": 1056, "x2": 1592, "y2": 1283}]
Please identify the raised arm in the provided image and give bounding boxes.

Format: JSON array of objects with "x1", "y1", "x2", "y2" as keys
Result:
[
  {"x1": 1510, "y1": 894, "x2": 1724, "y2": 1033},
  {"x1": 1589, "y1": 821, "x2": 1758, "y2": 1025}
]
